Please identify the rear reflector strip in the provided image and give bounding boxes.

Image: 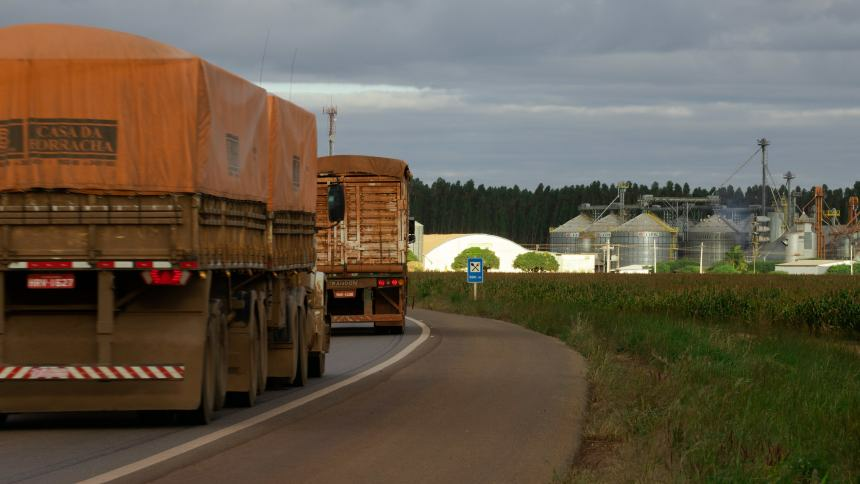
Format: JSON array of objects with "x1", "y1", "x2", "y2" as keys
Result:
[
  {"x1": 7, "y1": 261, "x2": 191, "y2": 270},
  {"x1": 0, "y1": 365, "x2": 185, "y2": 381}
]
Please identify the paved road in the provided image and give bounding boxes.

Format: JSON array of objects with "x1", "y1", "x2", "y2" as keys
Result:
[
  {"x1": 155, "y1": 309, "x2": 588, "y2": 484},
  {"x1": 0, "y1": 323, "x2": 423, "y2": 483},
  {"x1": 1, "y1": 310, "x2": 588, "y2": 483}
]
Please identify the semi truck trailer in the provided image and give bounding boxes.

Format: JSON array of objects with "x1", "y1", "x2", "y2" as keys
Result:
[
  {"x1": 316, "y1": 155, "x2": 413, "y2": 334},
  {"x1": 0, "y1": 24, "x2": 331, "y2": 424}
]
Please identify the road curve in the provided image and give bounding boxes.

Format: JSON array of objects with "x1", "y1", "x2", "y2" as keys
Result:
[{"x1": 155, "y1": 309, "x2": 589, "y2": 484}]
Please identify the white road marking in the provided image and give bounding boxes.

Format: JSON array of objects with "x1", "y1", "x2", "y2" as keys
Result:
[{"x1": 80, "y1": 317, "x2": 431, "y2": 484}]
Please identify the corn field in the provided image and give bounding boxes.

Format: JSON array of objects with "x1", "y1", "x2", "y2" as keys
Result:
[{"x1": 411, "y1": 273, "x2": 860, "y2": 332}]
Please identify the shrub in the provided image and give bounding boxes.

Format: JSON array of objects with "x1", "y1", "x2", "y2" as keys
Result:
[
  {"x1": 826, "y1": 263, "x2": 859, "y2": 275},
  {"x1": 513, "y1": 251, "x2": 559, "y2": 272},
  {"x1": 451, "y1": 247, "x2": 500, "y2": 271},
  {"x1": 708, "y1": 262, "x2": 739, "y2": 274}
]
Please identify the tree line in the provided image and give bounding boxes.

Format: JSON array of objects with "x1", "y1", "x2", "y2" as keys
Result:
[{"x1": 409, "y1": 178, "x2": 860, "y2": 245}]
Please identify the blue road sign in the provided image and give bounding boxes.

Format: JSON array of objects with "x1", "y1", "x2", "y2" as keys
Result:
[{"x1": 467, "y1": 257, "x2": 484, "y2": 283}]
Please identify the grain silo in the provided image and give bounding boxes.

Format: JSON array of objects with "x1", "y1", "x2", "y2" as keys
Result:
[
  {"x1": 610, "y1": 212, "x2": 678, "y2": 267},
  {"x1": 581, "y1": 214, "x2": 623, "y2": 252},
  {"x1": 548, "y1": 214, "x2": 592, "y2": 253},
  {"x1": 685, "y1": 215, "x2": 740, "y2": 267}
]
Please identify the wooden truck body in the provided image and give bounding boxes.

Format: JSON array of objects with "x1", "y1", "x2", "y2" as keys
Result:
[{"x1": 316, "y1": 155, "x2": 411, "y2": 333}]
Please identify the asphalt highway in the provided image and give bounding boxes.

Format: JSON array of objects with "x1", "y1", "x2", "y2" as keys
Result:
[{"x1": 0, "y1": 309, "x2": 588, "y2": 483}]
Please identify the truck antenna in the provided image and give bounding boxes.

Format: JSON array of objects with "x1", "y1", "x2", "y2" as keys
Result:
[
  {"x1": 258, "y1": 28, "x2": 271, "y2": 86},
  {"x1": 289, "y1": 47, "x2": 298, "y2": 100}
]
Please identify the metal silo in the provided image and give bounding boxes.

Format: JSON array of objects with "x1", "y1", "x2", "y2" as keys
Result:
[
  {"x1": 686, "y1": 216, "x2": 740, "y2": 267},
  {"x1": 548, "y1": 214, "x2": 592, "y2": 253},
  {"x1": 581, "y1": 214, "x2": 623, "y2": 253},
  {"x1": 610, "y1": 213, "x2": 678, "y2": 267}
]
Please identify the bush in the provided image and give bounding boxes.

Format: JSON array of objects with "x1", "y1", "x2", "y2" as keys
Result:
[
  {"x1": 451, "y1": 247, "x2": 500, "y2": 271},
  {"x1": 708, "y1": 262, "x2": 739, "y2": 274},
  {"x1": 657, "y1": 259, "x2": 701, "y2": 273},
  {"x1": 513, "y1": 251, "x2": 559, "y2": 272},
  {"x1": 826, "y1": 263, "x2": 859, "y2": 275},
  {"x1": 750, "y1": 260, "x2": 776, "y2": 273}
]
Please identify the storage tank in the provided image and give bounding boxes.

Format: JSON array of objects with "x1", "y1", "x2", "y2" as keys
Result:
[
  {"x1": 548, "y1": 214, "x2": 592, "y2": 253},
  {"x1": 767, "y1": 211, "x2": 786, "y2": 242},
  {"x1": 832, "y1": 233, "x2": 859, "y2": 260},
  {"x1": 610, "y1": 213, "x2": 678, "y2": 267},
  {"x1": 685, "y1": 215, "x2": 740, "y2": 267},
  {"x1": 581, "y1": 214, "x2": 623, "y2": 252}
]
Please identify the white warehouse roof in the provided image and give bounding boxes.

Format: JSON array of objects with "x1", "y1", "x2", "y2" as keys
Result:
[{"x1": 423, "y1": 234, "x2": 529, "y2": 272}]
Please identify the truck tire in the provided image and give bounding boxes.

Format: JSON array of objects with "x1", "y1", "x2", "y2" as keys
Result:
[
  {"x1": 210, "y1": 301, "x2": 228, "y2": 411},
  {"x1": 255, "y1": 295, "x2": 268, "y2": 395},
  {"x1": 235, "y1": 309, "x2": 260, "y2": 407},
  {"x1": 308, "y1": 352, "x2": 326, "y2": 378},
  {"x1": 0, "y1": 413, "x2": 7, "y2": 425},
  {"x1": 181, "y1": 312, "x2": 220, "y2": 425},
  {"x1": 291, "y1": 309, "x2": 308, "y2": 387},
  {"x1": 184, "y1": 331, "x2": 216, "y2": 425}
]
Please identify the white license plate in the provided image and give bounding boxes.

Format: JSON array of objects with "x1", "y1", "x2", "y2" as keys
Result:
[
  {"x1": 333, "y1": 289, "x2": 357, "y2": 298},
  {"x1": 27, "y1": 273, "x2": 76, "y2": 289}
]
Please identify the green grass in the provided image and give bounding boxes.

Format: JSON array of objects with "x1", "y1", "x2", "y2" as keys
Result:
[{"x1": 411, "y1": 273, "x2": 860, "y2": 482}]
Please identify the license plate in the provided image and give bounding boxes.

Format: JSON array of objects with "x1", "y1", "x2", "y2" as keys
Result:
[
  {"x1": 27, "y1": 273, "x2": 76, "y2": 289},
  {"x1": 333, "y1": 289, "x2": 356, "y2": 298}
]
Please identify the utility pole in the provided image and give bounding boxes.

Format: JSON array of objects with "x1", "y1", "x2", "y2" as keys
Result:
[
  {"x1": 323, "y1": 104, "x2": 338, "y2": 156},
  {"x1": 617, "y1": 181, "x2": 630, "y2": 221},
  {"x1": 758, "y1": 138, "x2": 769, "y2": 216},
  {"x1": 784, "y1": 171, "x2": 795, "y2": 230},
  {"x1": 699, "y1": 242, "x2": 704, "y2": 274}
]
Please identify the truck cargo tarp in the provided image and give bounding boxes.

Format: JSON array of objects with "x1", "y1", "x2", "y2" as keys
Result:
[
  {"x1": 318, "y1": 155, "x2": 411, "y2": 180},
  {"x1": 0, "y1": 24, "x2": 268, "y2": 202},
  {"x1": 267, "y1": 96, "x2": 317, "y2": 212}
]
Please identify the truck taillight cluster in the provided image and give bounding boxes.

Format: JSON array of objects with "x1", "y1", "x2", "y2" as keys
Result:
[
  {"x1": 376, "y1": 278, "x2": 404, "y2": 288},
  {"x1": 142, "y1": 270, "x2": 191, "y2": 286}
]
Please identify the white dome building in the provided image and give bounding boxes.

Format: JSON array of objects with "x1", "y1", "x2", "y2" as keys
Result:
[{"x1": 423, "y1": 234, "x2": 530, "y2": 272}]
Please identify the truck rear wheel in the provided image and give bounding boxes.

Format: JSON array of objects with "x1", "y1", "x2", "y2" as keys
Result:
[
  {"x1": 183, "y1": 312, "x2": 220, "y2": 425},
  {"x1": 211, "y1": 301, "x2": 228, "y2": 411},
  {"x1": 235, "y1": 307, "x2": 260, "y2": 407},
  {"x1": 184, "y1": 338, "x2": 216, "y2": 425},
  {"x1": 292, "y1": 308, "x2": 308, "y2": 387},
  {"x1": 0, "y1": 413, "x2": 7, "y2": 425},
  {"x1": 308, "y1": 352, "x2": 326, "y2": 378},
  {"x1": 256, "y1": 295, "x2": 268, "y2": 395}
]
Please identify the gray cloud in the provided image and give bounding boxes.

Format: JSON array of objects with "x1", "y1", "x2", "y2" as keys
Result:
[{"x1": 2, "y1": 0, "x2": 859, "y2": 190}]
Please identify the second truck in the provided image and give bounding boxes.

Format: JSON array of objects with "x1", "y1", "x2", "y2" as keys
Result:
[{"x1": 315, "y1": 155, "x2": 413, "y2": 334}]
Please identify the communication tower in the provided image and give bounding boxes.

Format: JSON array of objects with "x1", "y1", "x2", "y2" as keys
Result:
[{"x1": 323, "y1": 104, "x2": 338, "y2": 156}]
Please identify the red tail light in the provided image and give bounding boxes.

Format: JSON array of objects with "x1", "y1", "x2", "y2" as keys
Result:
[
  {"x1": 390, "y1": 278, "x2": 399, "y2": 286},
  {"x1": 377, "y1": 279, "x2": 386, "y2": 287},
  {"x1": 142, "y1": 270, "x2": 190, "y2": 286}
]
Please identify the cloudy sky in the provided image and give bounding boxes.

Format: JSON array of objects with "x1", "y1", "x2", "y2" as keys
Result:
[{"x1": 4, "y1": 0, "x2": 860, "y2": 189}]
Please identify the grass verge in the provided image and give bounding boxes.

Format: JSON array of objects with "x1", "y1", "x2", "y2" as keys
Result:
[{"x1": 411, "y1": 273, "x2": 860, "y2": 482}]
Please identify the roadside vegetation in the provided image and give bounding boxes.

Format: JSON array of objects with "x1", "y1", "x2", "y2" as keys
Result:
[
  {"x1": 451, "y1": 247, "x2": 499, "y2": 271},
  {"x1": 513, "y1": 251, "x2": 559, "y2": 272},
  {"x1": 410, "y1": 272, "x2": 860, "y2": 482}
]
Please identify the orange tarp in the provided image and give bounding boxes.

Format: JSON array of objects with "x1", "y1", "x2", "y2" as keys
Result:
[
  {"x1": 318, "y1": 155, "x2": 411, "y2": 180},
  {"x1": 0, "y1": 24, "x2": 268, "y2": 202},
  {"x1": 267, "y1": 96, "x2": 317, "y2": 212}
]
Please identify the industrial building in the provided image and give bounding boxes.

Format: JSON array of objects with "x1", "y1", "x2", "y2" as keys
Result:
[
  {"x1": 546, "y1": 140, "x2": 859, "y2": 272},
  {"x1": 418, "y1": 233, "x2": 596, "y2": 273}
]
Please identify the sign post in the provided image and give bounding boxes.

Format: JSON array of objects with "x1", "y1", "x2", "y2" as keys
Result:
[{"x1": 466, "y1": 257, "x2": 484, "y2": 301}]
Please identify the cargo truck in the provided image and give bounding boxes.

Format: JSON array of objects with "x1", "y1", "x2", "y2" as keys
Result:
[
  {"x1": 316, "y1": 156, "x2": 413, "y2": 334},
  {"x1": 0, "y1": 24, "x2": 331, "y2": 424}
]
